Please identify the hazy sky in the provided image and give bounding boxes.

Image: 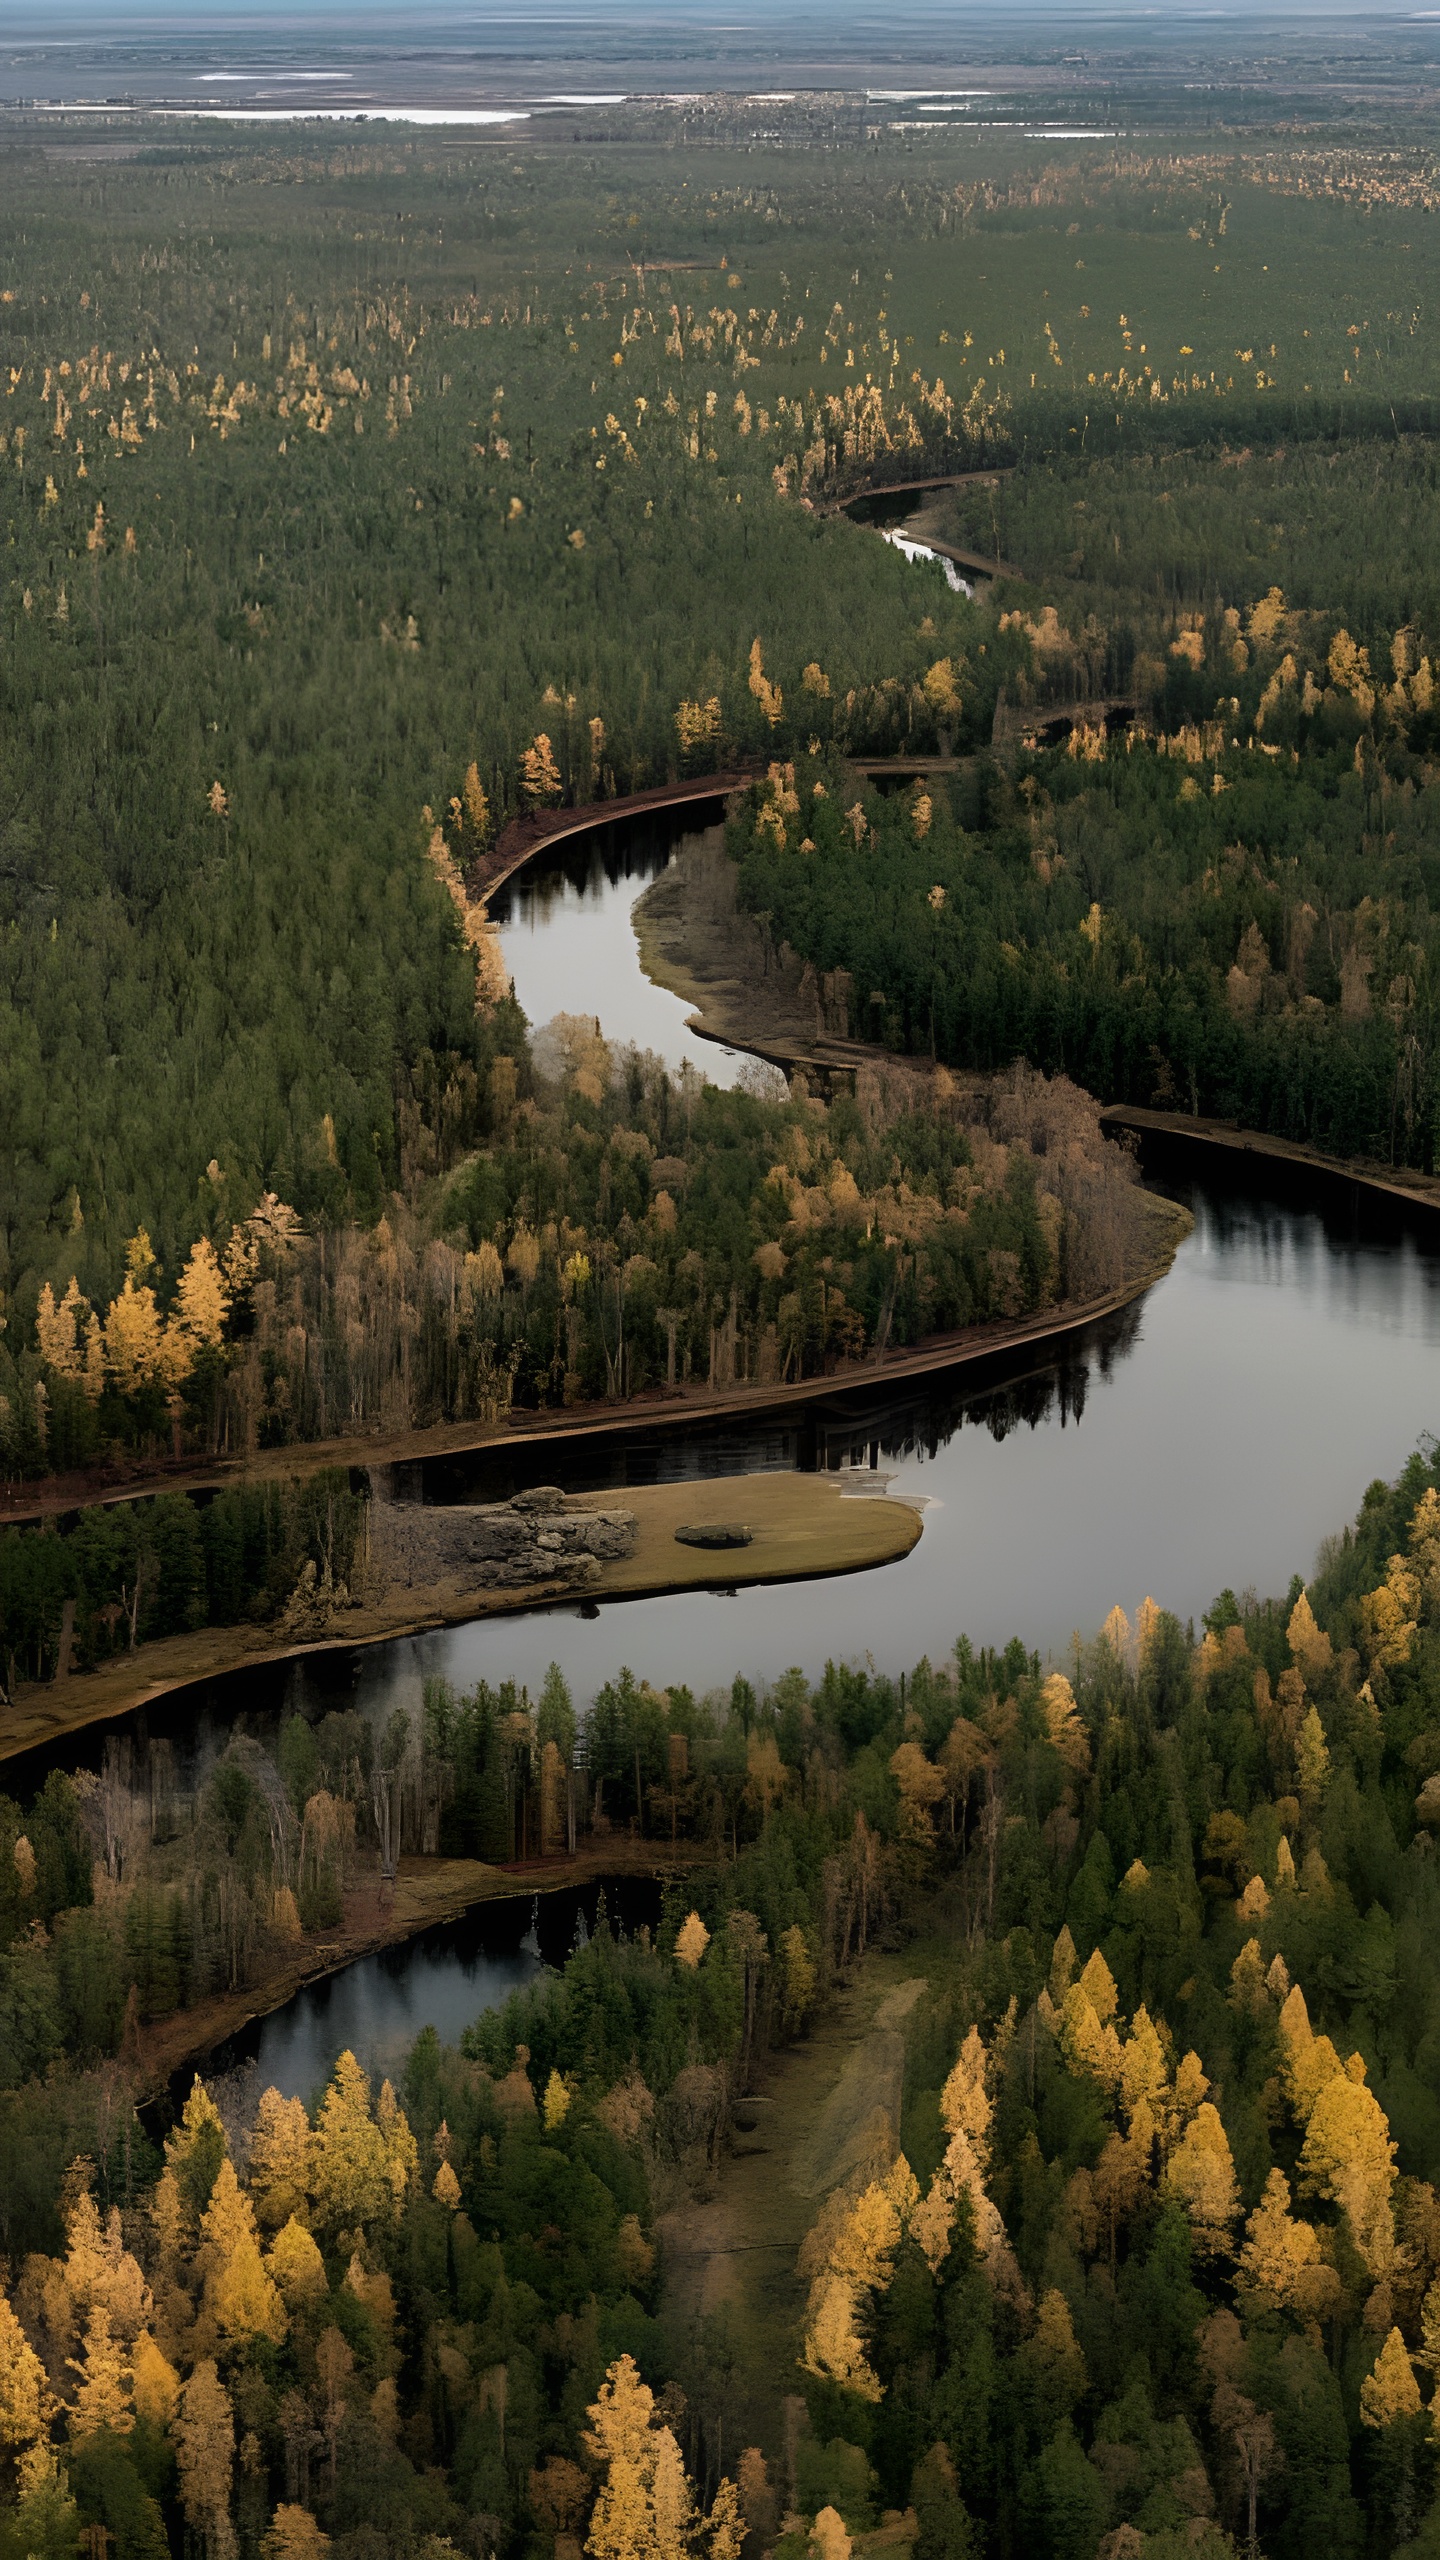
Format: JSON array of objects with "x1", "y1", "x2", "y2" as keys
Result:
[
  {"x1": 7, "y1": 0, "x2": 1429, "y2": 23},
  {"x1": 6, "y1": 0, "x2": 1432, "y2": 105}
]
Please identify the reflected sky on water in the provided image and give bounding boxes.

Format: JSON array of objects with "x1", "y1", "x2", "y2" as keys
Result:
[{"x1": 491, "y1": 815, "x2": 752, "y2": 1090}]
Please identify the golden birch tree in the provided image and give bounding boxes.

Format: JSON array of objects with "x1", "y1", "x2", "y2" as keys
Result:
[
  {"x1": 1360, "y1": 2328, "x2": 1421, "y2": 2428},
  {"x1": 200, "y1": 2162, "x2": 287, "y2": 2347},
  {"x1": 66, "y1": 2308, "x2": 134, "y2": 2439},
  {"x1": 309, "y1": 2052, "x2": 395, "y2": 2232},
  {"x1": 266, "y1": 2222, "x2": 328, "y2": 2315},
  {"x1": 1162, "y1": 2103, "x2": 1240, "y2": 2259},
  {"x1": 263, "y1": 2508, "x2": 330, "y2": 2560},
  {"x1": 247, "y1": 2091, "x2": 313, "y2": 2232},
  {"x1": 0, "y1": 2293, "x2": 50, "y2": 2455},
  {"x1": 1299, "y1": 2064, "x2": 1397, "y2": 2276},
  {"x1": 520, "y1": 734, "x2": 562, "y2": 806}
]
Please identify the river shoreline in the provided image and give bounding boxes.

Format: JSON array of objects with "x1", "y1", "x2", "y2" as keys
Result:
[
  {"x1": 1099, "y1": 1103, "x2": 1440, "y2": 1224},
  {"x1": 0, "y1": 1469, "x2": 923, "y2": 1765},
  {"x1": 0, "y1": 1195, "x2": 1189, "y2": 1530},
  {"x1": 128, "y1": 1837, "x2": 706, "y2": 2099}
]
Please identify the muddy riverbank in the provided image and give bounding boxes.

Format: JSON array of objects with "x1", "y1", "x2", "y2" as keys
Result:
[{"x1": 1101, "y1": 1103, "x2": 1440, "y2": 1226}]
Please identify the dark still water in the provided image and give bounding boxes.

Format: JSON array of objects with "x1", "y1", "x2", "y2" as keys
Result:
[
  {"x1": 26, "y1": 1162, "x2": 1440, "y2": 1825},
  {"x1": 408, "y1": 1170, "x2": 1440, "y2": 1685},
  {"x1": 203, "y1": 1878, "x2": 660, "y2": 2104},
  {"x1": 27, "y1": 802, "x2": 1440, "y2": 2086},
  {"x1": 16, "y1": 807, "x2": 1440, "y2": 1797}
]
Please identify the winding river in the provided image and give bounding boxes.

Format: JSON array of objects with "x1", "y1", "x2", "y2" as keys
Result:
[
  {"x1": 38, "y1": 802, "x2": 1440, "y2": 2094},
  {"x1": 479, "y1": 817, "x2": 1440, "y2": 1666}
]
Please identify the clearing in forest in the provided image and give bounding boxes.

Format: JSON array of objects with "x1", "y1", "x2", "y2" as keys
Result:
[{"x1": 659, "y1": 1960, "x2": 927, "y2": 2459}]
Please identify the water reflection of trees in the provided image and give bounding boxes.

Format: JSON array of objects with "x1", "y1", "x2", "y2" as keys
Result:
[
  {"x1": 430, "y1": 1301, "x2": 1147, "y2": 1501},
  {"x1": 812, "y1": 1301, "x2": 1143, "y2": 1466},
  {"x1": 489, "y1": 811, "x2": 712, "y2": 928}
]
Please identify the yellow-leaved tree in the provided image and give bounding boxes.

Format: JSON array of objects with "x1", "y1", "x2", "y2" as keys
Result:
[
  {"x1": 64, "y1": 2189, "x2": 151, "y2": 2338},
  {"x1": 1286, "y1": 1589, "x2": 1333, "y2": 1685},
  {"x1": 1236, "y1": 2170, "x2": 1338, "y2": 2326},
  {"x1": 1298, "y1": 2062, "x2": 1397, "y2": 2277},
  {"x1": 940, "y1": 2026, "x2": 993, "y2": 2168},
  {"x1": 199, "y1": 2161, "x2": 287, "y2": 2347},
  {"x1": 1058, "y1": 1962, "x2": 1125, "y2": 2097},
  {"x1": 1361, "y1": 1556, "x2": 1421, "y2": 1671},
  {"x1": 889, "y1": 1740, "x2": 944, "y2": 1840},
  {"x1": 132, "y1": 2333, "x2": 182, "y2": 2434},
  {"x1": 172, "y1": 2360, "x2": 235, "y2": 2560},
  {"x1": 104, "y1": 1255, "x2": 168, "y2": 1396},
  {"x1": 263, "y1": 2507, "x2": 330, "y2": 2560},
  {"x1": 377, "y1": 2078, "x2": 419, "y2": 2209},
  {"x1": 1077, "y1": 1947, "x2": 1119, "y2": 2022},
  {"x1": 462, "y1": 760, "x2": 491, "y2": 843},
  {"x1": 921, "y1": 658, "x2": 963, "y2": 720},
  {"x1": 1118, "y1": 2007, "x2": 1170, "y2": 2135},
  {"x1": 35, "y1": 1277, "x2": 87, "y2": 1381},
  {"x1": 1040, "y1": 1673, "x2": 1091, "y2": 1776},
  {"x1": 1277, "y1": 1985, "x2": 1346, "y2": 2125},
  {"x1": 1360, "y1": 2328, "x2": 1421, "y2": 2428},
  {"x1": 0, "y1": 2292, "x2": 51, "y2": 2455},
  {"x1": 520, "y1": 733, "x2": 562, "y2": 806},
  {"x1": 309, "y1": 2054, "x2": 415, "y2": 2232},
  {"x1": 172, "y1": 1238, "x2": 231, "y2": 1355},
  {"x1": 266, "y1": 2221, "x2": 328, "y2": 2315},
  {"x1": 747, "y1": 639, "x2": 783, "y2": 728},
  {"x1": 1295, "y1": 1707, "x2": 1331, "y2": 1813},
  {"x1": 802, "y1": 2157, "x2": 921, "y2": 2399},
  {"x1": 248, "y1": 2090, "x2": 313, "y2": 2232},
  {"x1": 1161, "y1": 2103, "x2": 1240, "y2": 2260},
  {"x1": 583, "y1": 2354, "x2": 740, "y2": 2560},
  {"x1": 66, "y1": 2308, "x2": 134, "y2": 2439}
]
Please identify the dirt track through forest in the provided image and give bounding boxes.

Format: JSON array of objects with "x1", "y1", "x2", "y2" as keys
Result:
[{"x1": 659, "y1": 1960, "x2": 926, "y2": 2459}]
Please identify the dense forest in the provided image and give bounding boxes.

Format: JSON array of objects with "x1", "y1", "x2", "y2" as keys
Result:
[
  {"x1": 731, "y1": 637, "x2": 1440, "y2": 1160},
  {"x1": 8, "y1": 85, "x2": 1440, "y2": 2560},
  {"x1": 8, "y1": 114, "x2": 1440, "y2": 1482},
  {"x1": 6, "y1": 1439, "x2": 1440, "y2": 2559},
  {"x1": 0, "y1": 1024, "x2": 1156, "y2": 1496}
]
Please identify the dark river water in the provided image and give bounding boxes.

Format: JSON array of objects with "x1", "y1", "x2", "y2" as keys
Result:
[
  {"x1": 33, "y1": 807, "x2": 1440, "y2": 2093},
  {"x1": 475, "y1": 817, "x2": 1440, "y2": 1677},
  {"x1": 201, "y1": 1877, "x2": 661, "y2": 2105}
]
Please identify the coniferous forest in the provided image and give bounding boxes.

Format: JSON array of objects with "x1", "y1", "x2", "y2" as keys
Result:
[
  {"x1": 7, "y1": 100, "x2": 1440, "y2": 1490},
  {"x1": 7, "y1": 51, "x2": 1440, "y2": 2560},
  {"x1": 4, "y1": 1447, "x2": 1440, "y2": 2560}
]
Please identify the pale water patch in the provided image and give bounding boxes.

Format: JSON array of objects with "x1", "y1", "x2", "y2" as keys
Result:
[
  {"x1": 493, "y1": 824, "x2": 752, "y2": 1088},
  {"x1": 174, "y1": 106, "x2": 532, "y2": 122}
]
